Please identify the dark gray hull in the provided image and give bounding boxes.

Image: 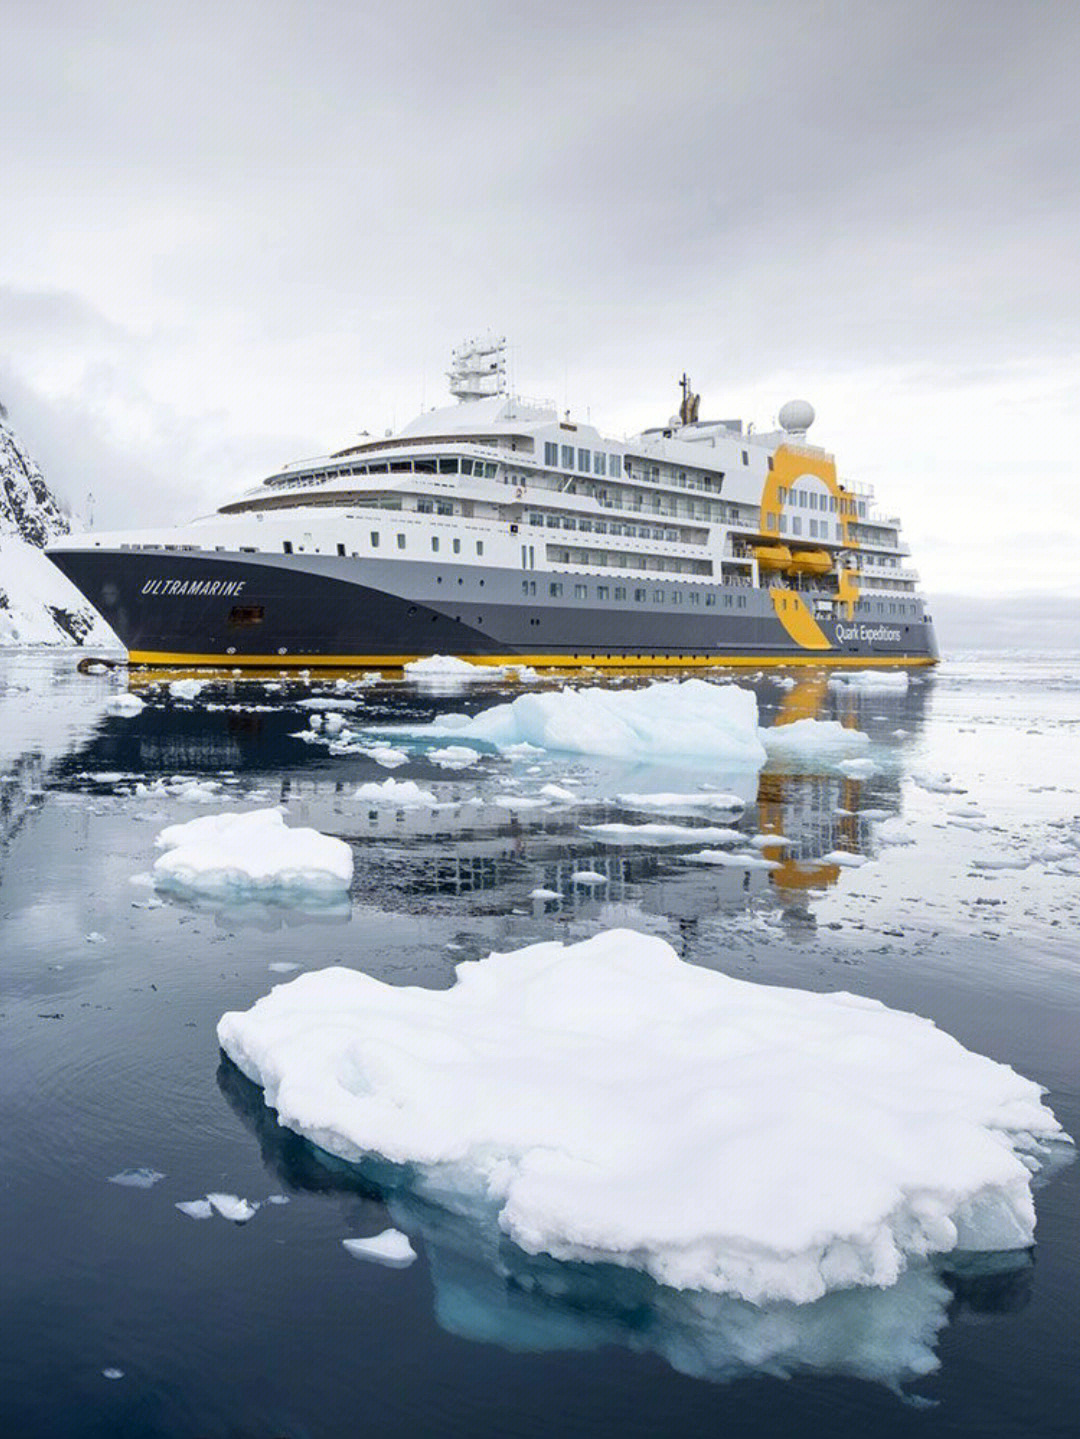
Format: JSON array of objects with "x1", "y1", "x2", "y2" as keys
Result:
[{"x1": 47, "y1": 547, "x2": 938, "y2": 668}]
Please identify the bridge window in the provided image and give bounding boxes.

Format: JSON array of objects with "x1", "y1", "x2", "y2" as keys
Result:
[
  {"x1": 438, "y1": 458, "x2": 458, "y2": 474},
  {"x1": 544, "y1": 441, "x2": 558, "y2": 466},
  {"x1": 577, "y1": 448, "x2": 590, "y2": 471},
  {"x1": 561, "y1": 445, "x2": 574, "y2": 468}
]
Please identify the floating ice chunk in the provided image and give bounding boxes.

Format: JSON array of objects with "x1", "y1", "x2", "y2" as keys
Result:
[
  {"x1": 405, "y1": 654, "x2": 488, "y2": 679},
  {"x1": 581, "y1": 823, "x2": 744, "y2": 847},
  {"x1": 430, "y1": 680, "x2": 766, "y2": 766},
  {"x1": 539, "y1": 783, "x2": 579, "y2": 803},
  {"x1": 152, "y1": 809, "x2": 353, "y2": 898},
  {"x1": 570, "y1": 870, "x2": 608, "y2": 884},
  {"x1": 86, "y1": 931, "x2": 107, "y2": 944},
  {"x1": 838, "y1": 758, "x2": 876, "y2": 779},
  {"x1": 971, "y1": 857, "x2": 1028, "y2": 871},
  {"x1": 761, "y1": 719, "x2": 870, "y2": 761},
  {"x1": 323, "y1": 713, "x2": 346, "y2": 736},
  {"x1": 168, "y1": 678, "x2": 206, "y2": 701},
  {"x1": 206, "y1": 1193, "x2": 260, "y2": 1222},
  {"x1": 615, "y1": 791, "x2": 745, "y2": 815},
  {"x1": 353, "y1": 778, "x2": 436, "y2": 807},
  {"x1": 269, "y1": 961, "x2": 301, "y2": 973},
  {"x1": 427, "y1": 746, "x2": 482, "y2": 769},
  {"x1": 175, "y1": 1199, "x2": 214, "y2": 1219},
  {"x1": 342, "y1": 1229, "x2": 417, "y2": 1267},
  {"x1": 298, "y1": 697, "x2": 360, "y2": 710},
  {"x1": 308, "y1": 714, "x2": 324, "y2": 731},
  {"x1": 823, "y1": 850, "x2": 868, "y2": 867},
  {"x1": 911, "y1": 770, "x2": 967, "y2": 795},
  {"x1": 102, "y1": 1368, "x2": 124, "y2": 1380},
  {"x1": 218, "y1": 931, "x2": 1068, "y2": 1307},
  {"x1": 104, "y1": 693, "x2": 145, "y2": 717},
  {"x1": 265, "y1": 1193, "x2": 290, "y2": 1205},
  {"x1": 109, "y1": 1168, "x2": 165, "y2": 1188},
  {"x1": 360, "y1": 745, "x2": 409, "y2": 768},
  {"x1": 829, "y1": 671, "x2": 909, "y2": 694},
  {"x1": 686, "y1": 850, "x2": 778, "y2": 870}
]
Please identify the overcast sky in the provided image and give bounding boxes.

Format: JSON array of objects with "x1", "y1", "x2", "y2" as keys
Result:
[{"x1": 2, "y1": 0, "x2": 1077, "y2": 600}]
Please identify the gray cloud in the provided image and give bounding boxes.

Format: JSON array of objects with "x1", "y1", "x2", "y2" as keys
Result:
[{"x1": 0, "y1": 1, "x2": 1077, "y2": 592}]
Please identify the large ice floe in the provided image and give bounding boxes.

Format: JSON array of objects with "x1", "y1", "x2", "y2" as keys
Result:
[
  {"x1": 760, "y1": 717, "x2": 870, "y2": 762},
  {"x1": 429, "y1": 679, "x2": 767, "y2": 765},
  {"x1": 152, "y1": 808, "x2": 353, "y2": 899},
  {"x1": 218, "y1": 930, "x2": 1067, "y2": 1309}
]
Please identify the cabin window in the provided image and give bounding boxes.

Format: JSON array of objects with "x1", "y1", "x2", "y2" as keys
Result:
[
  {"x1": 544, "y1": 442, "x2": 558, "y2": 466},
  {"x1": 549, "y1": 582, "x2": 563, "y2": 597},
  {"x1": 371, "y1": 531, "x2": 380, "y2": 547},
  {"x1": 228, "y1": 605, "x2": 264, "y2": 627},
  {"x1": 792, "y1": 517, "x2": 802, "y2": 536},
  {"x1": 431, "y1": 537, "x2": 439, "y2": 552},
  {"x1": 653, "y1": 590, "x2": 664, "y2": 603},
  {"x1": 766, "y1": 514, "x2": 777, "y2": 531},
  {"x1": 437, "y1": 501, "x2": 453, "y2": 515},
  {"x1": 337, "y1": 543, "x2": 345, "y2": 556},
  {"x1": 705, "y1": 593, "x2": 716, "y2": 606},
  {"x1": 561, "y1": 445, "x2": 574, "y2": 468},
  {"x1": 614, "y1": 586, "x2": 626, "y2": 600},
  {"x1": 397, "y1": 533, "x2": 406, "y2": 549},
  {"x1": 596, "y1": 585, "x2": 610, "y2": 600},
  {"x1": 671, "y1": 591, "x2": 682, "y2": 604},
  {"x1": 574, "y1": 584, "x2": 588, "y2": 600},
  {"x1": 282, "y1": 540, "x2": 293, "y2": 554},
  {"x1": 476, "y1": 541, "x2": 484, "y2": 556},
  {"x1": 417, "y1": 499, "x2": 434, "y2": 513},
  {"x1": 690, "y1": 592, "x2": 701, "y2": 605},
  {"x1": 634, "y1": 588, "x2": 646, "y2": 601},
  {"x1": 741, "y1": 450, "x2": 749, "y2": 465},
  {"x1": 453, "y1": 538, "x2": 461, "y2": 554},
  {"x1": 593, "y1": 453, "x2": 605, "y2": 475}
]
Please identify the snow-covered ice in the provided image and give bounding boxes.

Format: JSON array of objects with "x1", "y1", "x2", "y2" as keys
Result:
[
  {"x1": 152, "y1": 809, "x2": 353, "y2": 899},
  {"x1": 206, "y1": 1193, "x2": 260, "y2": 1222},
  {"x1": 103, "y1": 693, "x2": 145, "y2": 717},
  {"x1": 426, "y1": 746, "x2": 482, "y2": 769},
  {"x1": 218, "y1": 931, "x2": 1067, "y2": 1306},
  {"x1": 615, "y1": 790, "x2": 745, "y2": 815},
  {"x1": 108, "y1": 1167, "x2": 165, "y2": 1188},
  {"x1": 829, "y1": 671, "x2": 910, "y2": 694},
  {"x1": 167, "y1": 678, "x2": 206, "y2": 701},
  {"x1": 427, "y1": 680, "x2": 767, "y2": 766},
  {"x1": 581, "y1": 823, "x2": 744, "y2": 847},
  {"x1": 342, "y1": 1229, "x2": 417, "y2": 1267},
  {"x1": 760, "y1": 719, "x2": 870, "y2": 761},
  {"x1": 353, "y1": 778, "x2": 436, "y2": 807},
  {"x1": 175, "y1": 1199, "x2": 214, "y2": 1220}
]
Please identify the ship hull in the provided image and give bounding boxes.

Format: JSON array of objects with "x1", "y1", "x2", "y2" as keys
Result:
[{"x1": 47, "y1": 547, "x2": 938, "y2": 668}]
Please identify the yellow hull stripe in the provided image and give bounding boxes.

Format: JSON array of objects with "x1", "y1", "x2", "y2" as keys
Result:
[
  {"x1": 128, "y1": 649, "x2": 937, "y2": 671},
  {"x1": 768, "y1": 588, "x2": 833, "y2": 650}
]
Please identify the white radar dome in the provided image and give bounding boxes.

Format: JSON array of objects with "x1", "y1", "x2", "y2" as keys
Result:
[{"x1": 778, "y1": 400, "x2": 815, "y2": 435}]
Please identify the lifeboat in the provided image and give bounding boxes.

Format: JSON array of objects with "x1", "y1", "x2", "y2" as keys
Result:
[
  {"x1": 752, "y1": 544, "x2": 793, "y2": 571},
  {"x1": 787, "y1": 548, "x2": 832, "y2": 575}
]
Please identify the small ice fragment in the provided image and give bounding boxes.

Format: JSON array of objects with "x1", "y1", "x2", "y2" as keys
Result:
[
  {"x1": 823, "y1": 850, "x2": 867, "y2": 867},
  {"x1": 168, "y1": 678, "x2": 205, "y2": 701},
  {"x1": 837, "y1": 757, "x2": 876, "y2": 778},
  {"x1": 539, "y1": 783, "x2": 579, "y2": 803},
  {"x1": 206, "y1": 1192, "x2": 260, "y2": 1222},
  {"x1": 265, "y1": 1194, "x2": 290, "y2": 1205},
  {"x1": 102, "y1": 1368, "x2": 124, "y2": 1380},
  {"x1": 360, "y1": 746, "x2": 408, "y2": 768},
  {"x1": 426, "y1": 745, "x2": 482, "y2": 769},
  {"x1": 342, "y1": 1229, "x2": 417, "y2": 1267},
  {"x1": 269, "y1": 961, "x2": 301, "y2": 973},
  {"x1": 104, "y1": 693, "x2": 145, "y2": 717},
  {"x1": 109, "y1": 1168, "x2": 165, "y2": 1189},
  {"x1": 175, "y1": 1199, "x2": 214, "y2": 1219},
  {"x1": 85, "y1": 932, "x2": 107, "y2": 944}
]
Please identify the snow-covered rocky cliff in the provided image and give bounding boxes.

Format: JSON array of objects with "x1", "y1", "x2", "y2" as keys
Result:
[{"x1": 0, "y1": 403, "x2": 118, "y2": 647}]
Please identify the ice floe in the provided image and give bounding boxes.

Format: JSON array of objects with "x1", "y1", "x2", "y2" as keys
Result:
[
  {"x1": 108, "y1": 1167, "x2": 165, "y2": 1188},
  {"x1": 206, "y1": 1192, "x2": 260, "y2": 1222},
  {"x1": 167, "y1": 678, "x2": 206, "y2": 701},
  {"x1": 353, "y1": 778, "x2": 436, "y2": 807},
  {"x1": 615, "y1": 790, "x2": 745, "y2": 815},
  {"x1": 426, "y1": 746, "x2": 483, "y2": 769},
  {"x1": 103, "y1": 693, "x2": 145, "y2": 717},
  {"x1": 760, "y1": 719, "x2": 870, "y2": 762},
  {"x1": 175, "y1": 1199, "x2": 214, "y2": 1219},
  {"x1": 427, "y1": 680, "x2": 766, "y2": 766},
  {"x1": 581, "y1": 823, "x2": 744, "y2": 847},
  {"x1": 218, "y1": 931, "x2": 1068, "y2": 1307},
  {"x1": 152, "y1": 808, "x2": 353, "y2": 899},
  {"x1": 342, "y1": 1229, "x2": 417, "y2": 1267},
  {"x1": 828, "y1": 671, "x2": 910, "y2": 694}
]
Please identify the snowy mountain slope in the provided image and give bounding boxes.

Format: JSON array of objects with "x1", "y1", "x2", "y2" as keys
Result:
[{"x1": 0, "y1": 403, "x2": 118, "y2": 647}]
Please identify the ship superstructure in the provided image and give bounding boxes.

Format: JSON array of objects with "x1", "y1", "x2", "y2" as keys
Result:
[{"x1": 48, "y1": 345, "x2": 936, "y2": 668}]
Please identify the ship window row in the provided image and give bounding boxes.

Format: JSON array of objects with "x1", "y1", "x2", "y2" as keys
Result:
[
  {"x1": 540, "y1": 581, "x2": 746, "y2": 608},
  {"x1": 543, "y1": 442, "x2": 623, "y2": 475},
  {"x1": 546, "y1": 543, "x2": 712, "y2": 577},
  {"x1": 266, "y1": 457, "x2": 500, "y2": 488}
]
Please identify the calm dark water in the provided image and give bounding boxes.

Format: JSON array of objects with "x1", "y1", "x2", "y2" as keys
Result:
[{"x1": 0, "y1": 652, "x2": 1076, "y2": 1439}]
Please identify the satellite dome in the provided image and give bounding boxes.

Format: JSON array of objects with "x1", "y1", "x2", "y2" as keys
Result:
[{"x1": 778, "y1": 400, "x2": 815, "y2": 436}]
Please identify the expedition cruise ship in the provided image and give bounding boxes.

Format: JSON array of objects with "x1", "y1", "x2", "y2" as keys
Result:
[{"x1": 48, "y1": 340, "x2": 937, "y2": 670}]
